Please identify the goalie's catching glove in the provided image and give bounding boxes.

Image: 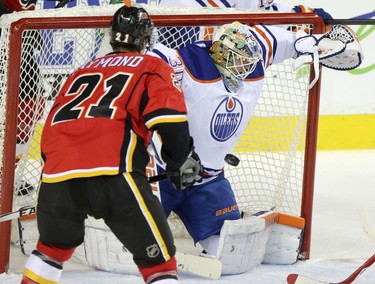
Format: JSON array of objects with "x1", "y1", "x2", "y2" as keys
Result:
[
  {"x1": 293, "y1": 24, "x2": 363, "y2": 88},
  {"x1": 166, "y1": 150, "x2": 203, "y2": 190}
]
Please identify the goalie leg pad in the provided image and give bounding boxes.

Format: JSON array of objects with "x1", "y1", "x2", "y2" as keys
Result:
[
  {"x1": 263, "y1": 213, "x2": 305, "y2": 265},
  {"x1": 211, "y1": 211, "x2": 304, "y2": 273},
  {"x1": 215, "y1": 216, "x2": 270, "y2": 275},
  {"x1": 263, "y1": 224, "x2": 303, "y2": 265},
  {"x1": 11, "y1": 217, "x2": 38, "y2": 256}
]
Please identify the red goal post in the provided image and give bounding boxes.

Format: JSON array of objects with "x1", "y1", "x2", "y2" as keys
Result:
[{"x1": 0, "y1": 4, "x2": 325, "y2": 273}]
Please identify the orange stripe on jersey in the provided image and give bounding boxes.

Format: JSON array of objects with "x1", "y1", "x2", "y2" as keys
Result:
[
  {"x1": 253, "y1": 26, "x2": 273, "y2": 68},
  {"x1": 244, "y1": 76, "x2": 265, "y2": 82},
  {"x1": 186, "y1": 68, "x2": 222, "y2": 84},
  {"x1": 298, "y1": 5, "x2": 313, "y2": 13},
  {"x1": 207, "y1": 0, "x2": 219, "y2": 7}
]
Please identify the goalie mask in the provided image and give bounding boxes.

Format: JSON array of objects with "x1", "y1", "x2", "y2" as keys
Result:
[
  {"x1": 210, "y1": 22, "x2": 262, "y2": 93},
  {"x1": 110, "y1": 6, "x2": 156, "y2": 53}
]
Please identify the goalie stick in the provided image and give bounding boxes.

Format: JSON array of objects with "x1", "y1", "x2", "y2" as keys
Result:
[
  {"x1": 148, "y1": 153, "x2": 240, "y2": 183},
  {"x1": 176, "y1": 251, "x2": 222, "y2": 279},
  {"x1": 0, "y1": 205, "x2": 36, "y2": 223},
  {"x1": 287, "y1": 254, "x2": 375, "y2": 284}
]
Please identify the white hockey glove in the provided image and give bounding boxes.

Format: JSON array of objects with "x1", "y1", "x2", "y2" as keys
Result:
[
  {"x1": 294, "y1": 24, "x2": 363, "y2": 88},
  {"x1": 167, "y1": 150, "x2": 203, "y2": 190}
]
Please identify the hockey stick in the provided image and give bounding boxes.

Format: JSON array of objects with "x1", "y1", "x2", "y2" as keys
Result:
[
  {"x1": 360, "y1": 205, "x2": 375, "y2": 244},
  {"x1": 148, "y1": 153, "x2": 240, "y2": 183},
  {"x1": 324, "y1": 19, "x2": 375, "y2": 26},
  {"x1": 148, "y1": 173, "x2": 167, "y2": 183},
  {"x1": 287, "y1": 254, "x2": 375, "y2": 284},
  {"x1": 0, "y1": 205, "x2": 36, "y2": 223}
]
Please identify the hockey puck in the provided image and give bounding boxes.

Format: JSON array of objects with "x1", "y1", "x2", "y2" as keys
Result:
[{"x1": 224, "y1": 154, "x2": 240, "y2": 167}]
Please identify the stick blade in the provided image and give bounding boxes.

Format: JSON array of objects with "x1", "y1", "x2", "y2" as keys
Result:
[{"x1": 176, "y1": 251, "x2": 222, "y2": 279}]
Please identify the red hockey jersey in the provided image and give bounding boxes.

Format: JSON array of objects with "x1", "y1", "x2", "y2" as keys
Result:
[{"x1": 41, "y1": 52, "x2": 188, "y2": 183}]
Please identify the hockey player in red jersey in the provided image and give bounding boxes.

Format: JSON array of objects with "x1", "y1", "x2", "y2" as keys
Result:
[{"x1": 21, "y1": 6, "x2": 203, "y2": 284}]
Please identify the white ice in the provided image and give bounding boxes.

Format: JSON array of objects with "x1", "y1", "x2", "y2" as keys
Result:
[{"x1": 1, "y1": 150, "x2": 375, "y2": 283}]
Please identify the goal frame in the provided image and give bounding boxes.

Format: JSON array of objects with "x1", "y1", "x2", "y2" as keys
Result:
[{"x1": 0, "y1": 12, "x2": 325, "y2": 273}]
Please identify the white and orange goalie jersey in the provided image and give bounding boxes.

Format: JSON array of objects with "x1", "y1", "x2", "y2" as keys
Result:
[{"x1": 150, "y1": 25, "x2": 297, "y2": 181}]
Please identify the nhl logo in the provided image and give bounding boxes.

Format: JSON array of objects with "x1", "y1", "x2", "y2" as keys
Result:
[{"x1": 146, "y1": 244, "x2": 160, "y2": 258}]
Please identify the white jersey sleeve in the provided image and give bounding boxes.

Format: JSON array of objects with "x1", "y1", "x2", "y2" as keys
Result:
[{"x1": 250, "y1": 25, "x2": 297, "y2": 66}]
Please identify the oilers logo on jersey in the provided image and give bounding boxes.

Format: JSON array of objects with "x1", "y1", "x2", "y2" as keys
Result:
[{"x1": 210, "y1": 96, "x2": 243, "y2": 142}]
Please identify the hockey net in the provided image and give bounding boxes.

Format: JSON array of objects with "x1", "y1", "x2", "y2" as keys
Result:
[{"x1": 0, "y1": 4, "x2": 325, "y2": 272}]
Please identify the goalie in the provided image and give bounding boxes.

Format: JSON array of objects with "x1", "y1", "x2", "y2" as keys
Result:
[{"x1": 146, "y1": 19, "x2": 363, "y2": 274}]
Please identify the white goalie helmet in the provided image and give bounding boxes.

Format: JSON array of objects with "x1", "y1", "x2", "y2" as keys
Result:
[{"x1": 210, "y1": 21, "x2": 262, "y2": 93}]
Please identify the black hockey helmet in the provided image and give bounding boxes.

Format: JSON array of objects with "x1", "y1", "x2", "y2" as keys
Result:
[{"x1": 110, "y1": 6, "x2": 155, "y2": 52}]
